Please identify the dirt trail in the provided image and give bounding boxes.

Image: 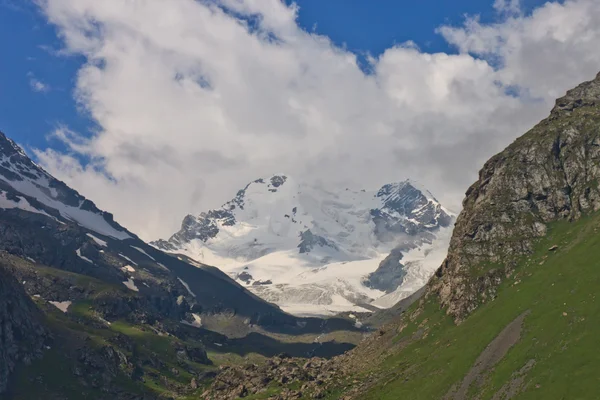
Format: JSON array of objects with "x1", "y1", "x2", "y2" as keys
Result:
[{"x1": 445, "y1": 310, "x2": 530, "y2": 400}]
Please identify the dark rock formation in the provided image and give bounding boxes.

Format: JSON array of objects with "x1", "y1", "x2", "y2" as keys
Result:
[
  {"x1": 0, "y1": 263, "x2": 48, "y2": 394},
  {"x1": 363, "y1": 247, "x2": 408, "y2": 293},
  {"x1": 297, "y1": 229, "x2": 338, "y2": 254}
]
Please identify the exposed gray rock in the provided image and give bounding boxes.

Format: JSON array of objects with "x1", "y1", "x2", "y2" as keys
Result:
[
  {"x1": 297, "y1": 229, "x2": 338, "y2": 254},
  {"x1": 363, "y1": 248, "x2": 407, "y2": 293},
  {"x1": 371, "y1": 182, "x2": 453, "y2": 241},
  {"x1": 428, "y1": 71, "x2": 600, "y2": 322}
]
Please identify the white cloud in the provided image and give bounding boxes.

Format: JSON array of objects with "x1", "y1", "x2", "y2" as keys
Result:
[
  {"x1": 35, "y1": 0, "x2": 600, "y2": 240},
  {"x1": 28, "y1": 73, "x2": 50, "y2": 93},
  {"x1": 493, "y1": 0, "x2": 521, "y2": 15}
]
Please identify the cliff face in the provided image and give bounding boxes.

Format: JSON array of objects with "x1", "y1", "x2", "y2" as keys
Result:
[
  {"x1": 429, "y1": 72, "x2": 600, "y2": 321},
  {"x1": 0, "y1": 263, "x2": 47, "y2": 394}
]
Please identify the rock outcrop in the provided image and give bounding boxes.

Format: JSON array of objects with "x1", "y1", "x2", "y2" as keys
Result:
[
  {"x1": 0, "y1": 263, "x2": 48, "y2": 394},
  {"x1": 203, "y1": 355, "x2": 340, "y2": 400},
  {"x1": 429, "y1": 71, "x2": 600, "y2": 321}
]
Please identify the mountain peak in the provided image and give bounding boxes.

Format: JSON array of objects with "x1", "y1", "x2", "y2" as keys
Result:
[
  {"x1": 0, "y1": 131, "x2": 132, "y2": 240},
  {"x1": 155, "y1": 175, "x2": 454, "y2": 315},
  {"x1": 0, "y1": 131, "x2": 29, "y2": 160},
  {"x1": 551, "y1": 72, "x2": 600, "y2": 117}
]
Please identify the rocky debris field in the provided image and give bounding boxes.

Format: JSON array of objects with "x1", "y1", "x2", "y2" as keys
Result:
[{"x1": 203, "y1": 354, "x2": 342, "y2": 400}]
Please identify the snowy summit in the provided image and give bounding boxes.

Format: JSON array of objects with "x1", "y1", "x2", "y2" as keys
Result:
[{"x1": 153, "y1": 174, "x2": 455, "y2": 316}]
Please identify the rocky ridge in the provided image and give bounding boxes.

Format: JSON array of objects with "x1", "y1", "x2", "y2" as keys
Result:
[{"x1": 429, "y1": 71, "x2": 600, "y2": 321}]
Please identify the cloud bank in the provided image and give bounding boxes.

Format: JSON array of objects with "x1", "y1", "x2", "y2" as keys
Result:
[{"x1": 35, "y1": 0, "x2": 600, "y2": 240}]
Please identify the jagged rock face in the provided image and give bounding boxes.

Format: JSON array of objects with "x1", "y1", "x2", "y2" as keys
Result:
[
  {"x1": 155, "y1": 177, "x2": 452, "y2": 259},
  {"x1": 363, "y1": 248, "x2": 407, "y2": 293},
  {"x1": 372, "y1": 183, "x2": 453, "y2": 240},
  {"x1": 0, "y1": 263, "x2": 48, "y2": 394},
  {"x1": 297, "y1": 230, "x2": 338, "y2": 254},
  {"x1": 429, "y1": 72, "x2": 600, "y2": 322}
]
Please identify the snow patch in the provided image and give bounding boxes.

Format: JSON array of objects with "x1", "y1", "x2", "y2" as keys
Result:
[
  {"x1": 131, "y1": 246, "x2": 156, "y2": 261},
  {"x1": 76, "y1": 248, "x2": 94, "y2": 264},
  {"x1": 123, "y1": 278, "x2": 139, "y2": 292},
  {"x1": 0, "y1": 191, "x2": 55, "y2": 220},
  {"x1": 181, "y1": 313, "x2": 202, "y2": 328},
  {"x1": 121, "y1": 265, "x2": 136, "y2": 273},
  {"x1": 157, "y1": 262, "x2": 168, "y2": 270},
  {"x1": 118, "y1": 253, "x2": 138, "y2": 265},
  {"x1": 87, "y1": 233, "x2": 108, "y2": 247},
  {"x1": 0, "y1": 160, "x2": 131, "y2": 239},
  {"x1": 177, "y1": 277, "x2": 196, "y2": 298},
  {"x1": 49, "y1": 301, "x2": 71, "y2": 313}
]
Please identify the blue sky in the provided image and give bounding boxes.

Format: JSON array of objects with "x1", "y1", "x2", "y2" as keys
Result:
[
  {"x1": 2, "y1": 0, "x2": 595, "y2": 240},
  {"x1": 0, "y1": 0, "x2": 548, "y2": 152}
]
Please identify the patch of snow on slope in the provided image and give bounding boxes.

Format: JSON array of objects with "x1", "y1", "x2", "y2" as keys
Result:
[
  {"x1": 87, "y1": 233, "x2": 108, "y2": 247},
  {"x1": 118, "y1": 253, "x2": 138, "y2": 265},
  {"x1": 123, "y1": 278, "x2": 139, "y2": 292},
  {"x1": 0, "y1": 165, "x2": 130, "y2": 239},
  {"x1": 0, "y1": 191, "x2": 55, "y2": 219},
  {"x1": 181, "y1": 313, "x2": 202, "y2": 328},
  {"x1": 49, "y1": 301, "x2": 72, "y2": 313},
  {"x1": 121, "y1": 265, "x2": 136, "y2": 273},
  {"x1": 201, "y1": 249, "x2": 386, "y2": 316},
  {"x1": 177, "y1": 277, "x2": 196, "y2": 298},
  {"x1": 131, "y1": 246, "x2": 156, "y2": 261},
  {"x1": 156, "y1": 262, "x2": 168, "y2": 270},
  {"x1": 76, "y1": 248, "x2": 94, "y2": 264}
]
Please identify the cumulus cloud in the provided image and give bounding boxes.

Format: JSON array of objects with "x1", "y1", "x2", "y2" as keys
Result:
[
  {"x1": 493, "y1": 0, "x2": 522, "y2": 15},
  {"x1": 35, "y1": 0, "x2": 600, "y2": 240},
  {"x1": 28, "y1": 72, "x2": 50, "y2": 93}
]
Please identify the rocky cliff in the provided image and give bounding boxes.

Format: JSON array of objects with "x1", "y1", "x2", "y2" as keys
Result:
[
  {"x1": 0, "y1": 263, "x2": 48, "y2": 394},
  {"x1": 429, "y1": 71, "x2": 600, "y2": 321}
]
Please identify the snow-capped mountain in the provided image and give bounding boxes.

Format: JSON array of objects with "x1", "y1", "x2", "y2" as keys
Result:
[
  {"x1": 0, "y1": 134, "x2": 132, "y2": 240},
  {"x1": 154, "y1": 174, "x2": 455, "y2": 316},
  {"x1": 0, "y1": 131, "x2": 301, "y2": 330}
]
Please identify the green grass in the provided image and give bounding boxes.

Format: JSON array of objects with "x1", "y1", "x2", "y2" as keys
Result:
[
  {"x1": 352, "y1": 213, "x2": 600, "y2": 399},
  {"x1": 10, "y1": 347, "x2": 102, "y2": 400}
]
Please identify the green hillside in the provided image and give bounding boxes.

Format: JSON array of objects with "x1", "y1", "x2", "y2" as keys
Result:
[{"x1": 344, "y1": 213, "x2": 600, "y2": 399}]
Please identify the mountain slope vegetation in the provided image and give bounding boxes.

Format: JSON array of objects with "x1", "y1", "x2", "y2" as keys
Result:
[
  {"x1": 203, "y1": 72, "x2": 600, "y2": 399},
  {"x1": 0, "y1": 132, "x2": 360, "y2": 400},
  {"x1": 337, "y1": 70, "x2": 600, "y2": 400}
]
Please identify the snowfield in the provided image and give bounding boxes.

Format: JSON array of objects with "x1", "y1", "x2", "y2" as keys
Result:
[{"x1": 157, "y1": 174, "x2": 455, "y2": 316}]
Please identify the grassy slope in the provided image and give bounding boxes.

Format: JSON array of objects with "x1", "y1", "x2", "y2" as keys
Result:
[
  {"x1": 6, "y1": 264, "x2": 358, "y2": 399},
  {"x1": 343, "y1": 212, "x2": 600, "y2": 399}
]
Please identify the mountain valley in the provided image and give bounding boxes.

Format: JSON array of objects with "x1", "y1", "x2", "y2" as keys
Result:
[{"x1": 2, "y1": 71, "x2": 600, "y2": 400}]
